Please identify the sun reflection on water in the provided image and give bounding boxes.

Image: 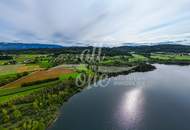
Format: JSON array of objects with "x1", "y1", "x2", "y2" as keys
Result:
[
  {"x1": 116, "y1": 87, "x2": 145, "y2": 129},
  {"x1": 125, "y1": 88, "x2": 142, "y2": 116}
]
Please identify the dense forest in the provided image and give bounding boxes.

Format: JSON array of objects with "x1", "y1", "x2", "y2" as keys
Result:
[{"x1": 1, "y1": 44, "x2": 190, "y2": 55}]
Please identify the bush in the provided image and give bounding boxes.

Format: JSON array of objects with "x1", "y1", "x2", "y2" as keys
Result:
[{"x1": 21, "y1": 78, "x2": 59, "y2": 87}]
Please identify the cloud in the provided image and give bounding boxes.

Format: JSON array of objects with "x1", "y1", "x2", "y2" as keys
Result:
[{"x1": 0, "y1": 0, "x2": 190, "y2": 46}]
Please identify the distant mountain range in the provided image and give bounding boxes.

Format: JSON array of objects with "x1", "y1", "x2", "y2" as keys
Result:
[{"x1": 0, "y1": 43, "x2": 63, "y2": 50}]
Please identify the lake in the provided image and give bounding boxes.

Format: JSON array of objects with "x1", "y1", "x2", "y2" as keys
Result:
[{"x1": 49, "y1": 64, "x2": 190, "y2": 130}]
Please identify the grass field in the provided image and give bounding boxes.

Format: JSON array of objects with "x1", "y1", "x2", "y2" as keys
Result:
[
  {"x1": 128, "y1": 54, "x2": 148, "y2": 62},
  {"x1": 59, "y1": 72, "x2": 80, "y2": 81}
]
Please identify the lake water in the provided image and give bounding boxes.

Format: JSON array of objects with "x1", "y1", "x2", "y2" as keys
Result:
[{"x1": 49, "y1": 64, "x2": 190, "y2": 130}]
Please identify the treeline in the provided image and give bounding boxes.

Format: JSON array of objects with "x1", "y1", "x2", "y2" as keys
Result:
[
  {"x1": 21, "y1": 78, "x2": 59, "y2": 87},
  {"x1": 0, "y1": 55, "x2": 13, "y2": 60},
  {"x1": 1, "y1": 44, "x2": 190, "y2": 55},
  {"x1": 0, "y1": 47, "x2": 132, "y2": 56},
  {"x1": 114, "y1": 44, "x2": 190, "y2": 53}
]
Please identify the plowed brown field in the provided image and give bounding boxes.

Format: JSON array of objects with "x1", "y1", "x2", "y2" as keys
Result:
[{"x1": 2, "y1": 66, "x2": 75, "y2": 88}]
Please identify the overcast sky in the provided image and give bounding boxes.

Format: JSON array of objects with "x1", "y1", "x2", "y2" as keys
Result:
[{"x1": 0, "y1": 0, "x2": 190, "y2": 46}]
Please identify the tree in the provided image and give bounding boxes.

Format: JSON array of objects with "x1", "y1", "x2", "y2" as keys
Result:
[
  {"x1": 32, "y1": 100, "x2": 40, "y2": 112},
  {"x1": 37, "y1": 120, "x2": 45, "y2": 130},
  {"x1": 1, "y1": 109, "x2": 10, "y2": 123},
  {"x1": 13, "y1": 109, "x2": 22, "y2": 120}
]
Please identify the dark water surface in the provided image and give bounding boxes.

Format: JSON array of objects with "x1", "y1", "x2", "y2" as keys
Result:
[{"x1": 49, "y1": 64, "x2": 190, "y2": 130}]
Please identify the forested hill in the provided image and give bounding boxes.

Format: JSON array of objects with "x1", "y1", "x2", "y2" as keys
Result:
[
  {"x1": 114, "y1": 44, "x2": 190, "y2": 53},
  {"x1": 0, "y1": 43, "x2": 63, "y2": 50},
  {"x1": 0, "y1": 43, "x2": 190, "y2": 54}
]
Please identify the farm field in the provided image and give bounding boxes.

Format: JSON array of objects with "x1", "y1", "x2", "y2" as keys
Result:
[
  {"x1": 0, "y1": 80, "x2": 60, "y2": 103},
  {"x1": 0, "y1": 64, "x2": 43, "y2": 75},
  {"x1": 0, "y1": 72, "x2": 29, "y2": 87},
  {"x1": 13, "y1": 54, "x2": 47, "y2": 63},
  {"x1": 0, "y1": 60, "x2": 86, "y2": 129},
  {"x1": 97, "y1": 53, "x2": 190, "y2": 66},
  {"x1": 2, "y1": 66, "x2": 75, "y2": 88},
  {"x1": 0, "y1": 54, "x2": 54, "y2": 69},
  {"x1": 128, "y1": 54, "x2": 148, "y2": 62},
  {"x1": 0, "y1": 60, "x2": 8, "y2": 65},
  {"x1": 150, "y1": 53, "x2": 190, "y2": 61},
  {"x1": 98, "y1": 66, "x2": 136, "y2": 73}
]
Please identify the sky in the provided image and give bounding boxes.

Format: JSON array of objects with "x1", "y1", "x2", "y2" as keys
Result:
[{"x1": 0, "y1": 0, "x2": 190, "y2": 46}]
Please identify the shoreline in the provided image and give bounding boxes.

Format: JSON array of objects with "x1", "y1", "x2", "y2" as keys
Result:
[
  {"x1": 47, "y1": 63, "x2": 156, "y2": 130},
  {"x1": 149, "y1": 61, "x2": 190, "y2": 66}
]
